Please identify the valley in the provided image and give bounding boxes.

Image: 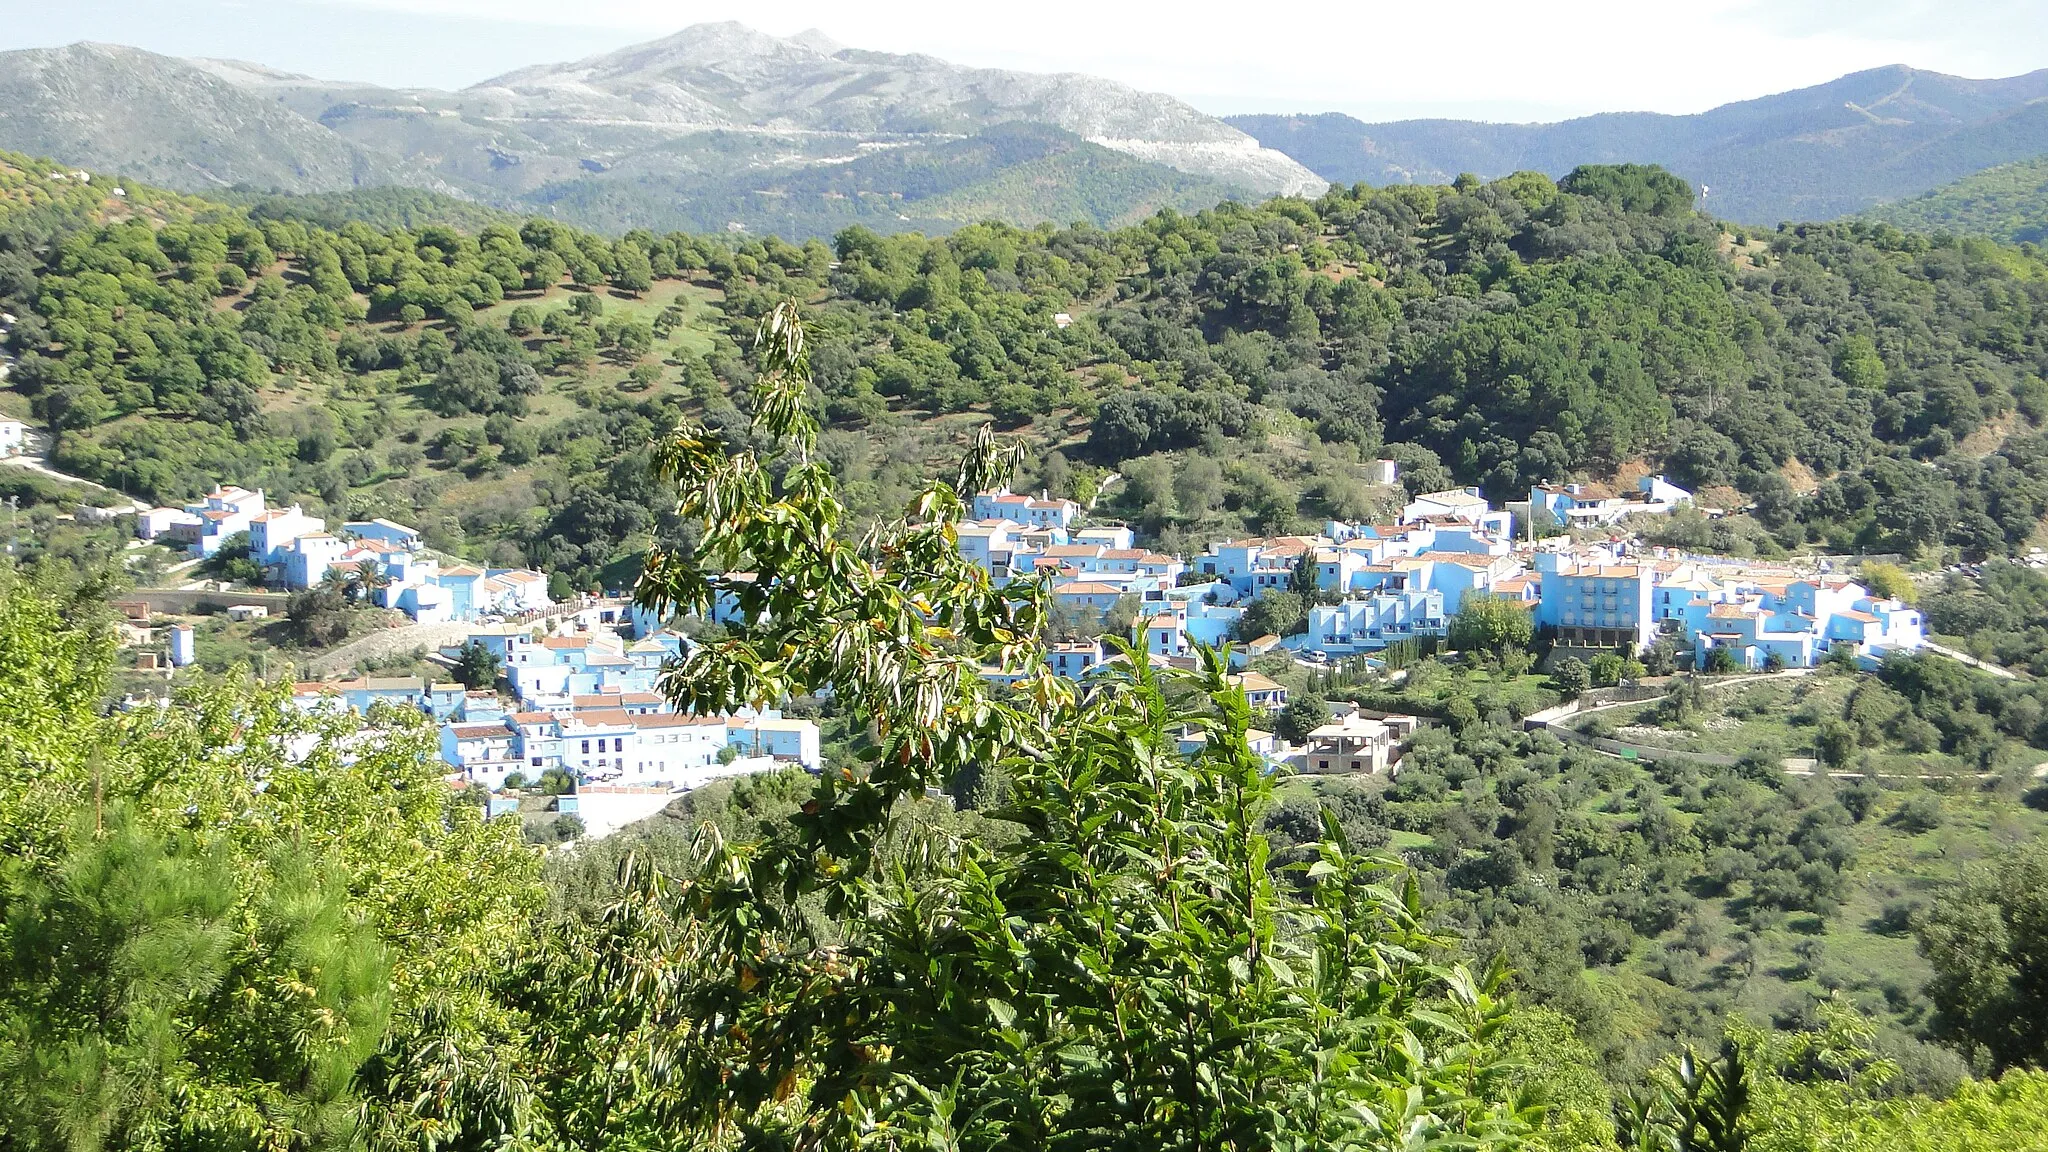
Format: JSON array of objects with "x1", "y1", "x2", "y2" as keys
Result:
[{"x1": 3, "y1": 10, "x2": 2048, "y2": 1147}]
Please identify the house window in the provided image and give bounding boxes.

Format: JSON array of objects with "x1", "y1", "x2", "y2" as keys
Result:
[
  {"x1": 531, "y1": 757, "x2": 542, "y2": 767},
  {"x1": 581, "y1": 740, "x2": 590, "y2": 754},
  {"x1": 1317, "y1": 760, "x2": 1330, "y2": 771}
]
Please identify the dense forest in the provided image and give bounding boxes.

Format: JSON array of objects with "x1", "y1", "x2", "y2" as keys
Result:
[
  {"x1": 5, "y1": 156, "x2": 2048, "y2": 593},
  {"x1": 1869, "y1": 155, "x2": 2048, "y2": 247}
]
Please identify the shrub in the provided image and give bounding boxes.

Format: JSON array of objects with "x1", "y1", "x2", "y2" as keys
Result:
[{"x1": 1888, "y1": 792, "x2": 1944, "y2": 834}]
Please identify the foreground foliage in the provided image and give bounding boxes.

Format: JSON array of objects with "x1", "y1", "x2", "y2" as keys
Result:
[
  {"x1": 522, "y1": 301, "x2": 1529, "y2": 1147},
  {"x1": 0, "y1": 569, "x2": 540, "y2": 1150}
]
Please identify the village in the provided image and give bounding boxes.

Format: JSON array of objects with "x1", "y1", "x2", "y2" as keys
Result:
[
  {"x1": 101, "y1": 462, "x2": 1929, "y2": 838},
  {"x1": 949, "y1": 471, "x2": 1928, "y2": 778}
]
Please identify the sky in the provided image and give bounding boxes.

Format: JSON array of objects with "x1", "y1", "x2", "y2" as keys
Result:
[{"x1": 3, "y1": 0, "x2": 2046, "y2": 122}]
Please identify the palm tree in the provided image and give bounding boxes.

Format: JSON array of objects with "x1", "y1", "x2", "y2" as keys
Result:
[{"x1": 346, "y1": 559, "x2": 389, "y2": 604}]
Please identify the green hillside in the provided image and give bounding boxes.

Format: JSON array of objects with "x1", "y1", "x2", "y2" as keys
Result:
[
  {"x1": 9, "y1": 148, "x2": 2048, "y2": 1145},
  {"x1": 6, "y1": 156, "x2": 2048, "y2": 597},
  {"x1": 234, "y1": 186, "x2": 520, "y2": 234},
  {"x1": 526, "y1": 123, "x2": 1247, "y2": 237},
  {"x1": 1868, "y1": 154, "x2": 2048, "y2": 245}
]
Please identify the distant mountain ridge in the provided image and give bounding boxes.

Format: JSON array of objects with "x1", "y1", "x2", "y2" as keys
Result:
[
  {"x1": 0, "y1": 42, "x2": 421, "y2": 194},
  {"x1": 451, "y1": 22, "x2": 1319, "y2": 194},
  {"x1": 9, "y1": 32, "x2": 2048, "y2": 237},
  {"x1": 0, "y1": 24, "x2": 1319, "y2": 238},
  {"x1": 1229, "y1": 66, "x2": 2048, "y2": 223}
]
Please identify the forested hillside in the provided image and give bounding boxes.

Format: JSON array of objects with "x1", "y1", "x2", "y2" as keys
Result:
[
  {"x1": 525, "y1": 122, "x2": 1247, "y2": 238},
  {"x1": 6, "y1": 155, "x2": 2048, "y2": 591},
  {"x1": 1869, "y1": 154, "x2": 2048, "y2": 246}
]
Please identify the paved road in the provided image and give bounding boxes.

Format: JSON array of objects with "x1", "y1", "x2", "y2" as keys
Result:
[{"x1": 1922, "y1": 640, "x2": 2020, "y2": 679}]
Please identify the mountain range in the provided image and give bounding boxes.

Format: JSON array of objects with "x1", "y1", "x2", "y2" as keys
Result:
[
  {"x1": 1, "y1": 28, "x2": 2046, "y2": 236},
  {"x1": 0, "y1": 25, "x2": 1321, "y2": 237},
  {"x1": 1228, "y1": 66, "x2": 2048, "y2": 224}
]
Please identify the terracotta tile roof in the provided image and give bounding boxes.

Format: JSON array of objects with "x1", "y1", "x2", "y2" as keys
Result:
[
  {"x1": 1055, "y1": 581, "x2": 1123, "y2": 596},
  {"x1": 450, "y1": 724, "x2": 509, "y2": 740}
]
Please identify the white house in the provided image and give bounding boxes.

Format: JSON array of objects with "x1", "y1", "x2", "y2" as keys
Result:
[
  {"x1": 282, "y1": 534, "x2": 350, "y2": 589},
  {"x1": 972, "y1": 488, "x2": 1081, "y2": 529},
  {"x1": 183, "y1": 486, "x2": 267, "y2": 558},
  {"x1": 1301, "y1": 714, "x2": 1418, "y2": 776},
  {"x1": 249, "y1": 505, "x2": 325, "y2": 568},
  {"x1": 1074, "y1": 525, "x2": 1137, "y2": 550},
  {"x1": 1530, "y1": 476, "x2": 1692, "y2": 530},
  {"x1": 137, "y1": 506, "x2": 203, "y2": 542},
  {"x1": 343, "y1": 518, "x2": 422, "y2": 549},
  {"x1": 1401, "y1": 487, "x2": 1492, "y2": 525},
  {"x1": 0, "y1": 418, "x2": 28, "y2": 457},
  {"x1": 725, "y1": 716, "x2": 822, "y2": 769},
  {"x1": 440, "y1": 723, "x2": 528, "y2": 789}
]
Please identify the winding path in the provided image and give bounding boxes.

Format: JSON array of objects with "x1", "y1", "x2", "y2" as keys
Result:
[{"x1": 0, "y1": 425, "x2": 149, "y2": 511}]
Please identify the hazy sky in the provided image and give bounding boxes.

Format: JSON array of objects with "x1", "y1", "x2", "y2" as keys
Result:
[{"x1": 5, "y1": 0, "x2": 2046, "y2": 122}]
